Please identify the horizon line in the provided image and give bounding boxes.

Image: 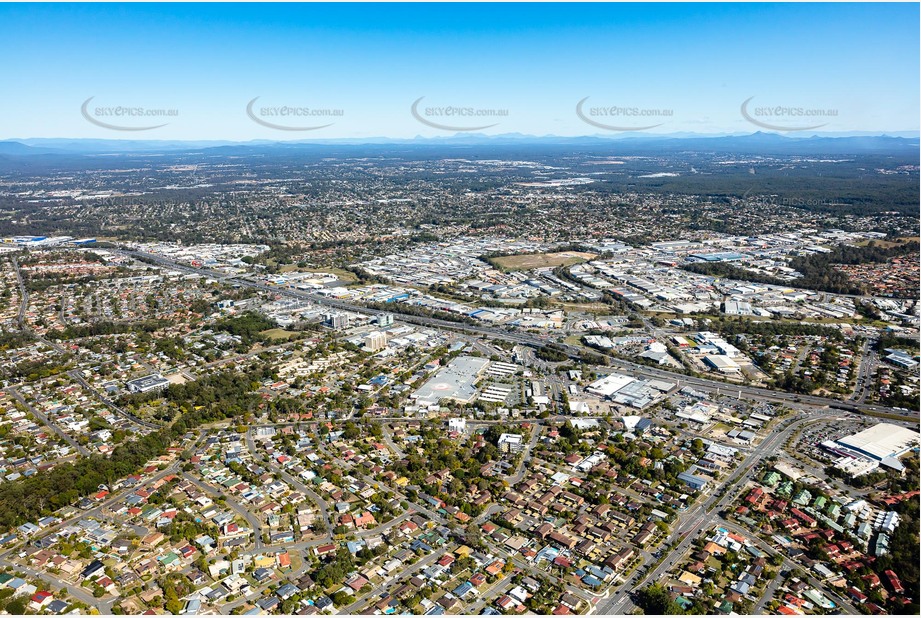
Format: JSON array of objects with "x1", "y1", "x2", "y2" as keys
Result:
[{"x1": 5, "y1": 131, "x2": 921, "y2": 144}]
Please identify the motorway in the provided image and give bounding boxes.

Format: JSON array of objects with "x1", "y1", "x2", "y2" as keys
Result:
[
  {"x1": 850, "y1": 338, "x2": 877, "y2": 405},
  {"x1": 118, "y1": 248, "x2": 917, "y2": 422},
  {"x1": 110, "y1": 248, "x2": 917, "y2": 614}
]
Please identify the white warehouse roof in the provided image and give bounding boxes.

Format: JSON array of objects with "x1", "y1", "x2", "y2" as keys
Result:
[
  {"x1": 586, "y1": 372, "x2": 635, "y2": 398},
  {"x1": 836, "y1": 423, "x2": 920, "y2": 462}
]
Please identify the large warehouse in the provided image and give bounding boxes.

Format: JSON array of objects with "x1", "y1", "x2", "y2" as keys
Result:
[
  {"x1": 412, "y1": 356, "x2": 489, "y2": 406},
  {"x1": 835, "y1": 423, "x2": 920, "y2": 464},
  {"x1": 586, "y1": 373, "x2": 635, "y2": 398},
  {"x1": 585, "y1": 372, "x2": 658, "y2": 409}
]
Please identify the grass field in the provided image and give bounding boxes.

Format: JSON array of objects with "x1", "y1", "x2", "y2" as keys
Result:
[
  {"x1": 854, "y1": 236, "x2": 919, "y2": 248},
  {"x1": 260, "y1": 328, "x2": 298, "y2": 341},
  {"x1": 277, "y1": 265, "x2": 358, "y2": 283},
  {"x1": 559, "y1": 301, "x2": 612, "y2": 312},
  {"x1": 491, "y1": 251, "x2": 596, "y2": 271},
  {"x1": 323, "y1": 267, "x2": 359, "y2": 283}
]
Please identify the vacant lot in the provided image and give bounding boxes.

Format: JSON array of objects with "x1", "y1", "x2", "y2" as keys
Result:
[
  {"x1": 491, "y1": 251, "x2": 596, "y2": 270},
  {"x1": 854, "y1": 236, "x2": 919, "y2": 248},
  {"x1": 260, "y1": 328, "x2": 298, "y2": 341}
]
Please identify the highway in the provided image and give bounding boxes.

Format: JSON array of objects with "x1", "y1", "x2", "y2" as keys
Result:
[
  {"x1": 109, "y1": 248, "x2": 916, "y2": 614},
  {"x1": 117, "y1": 248, "x2": 917, "y2": 422},
  {"x1": 850, "y1": 337, "x2": 877, "y2": 404}
]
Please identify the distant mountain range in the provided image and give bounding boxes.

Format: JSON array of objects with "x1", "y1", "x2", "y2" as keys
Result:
[{"x1": 0, "y1": 132, "x2": 918, "y2": 157}]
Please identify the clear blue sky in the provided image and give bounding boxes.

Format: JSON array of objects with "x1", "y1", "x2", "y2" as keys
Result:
[{"x1": 0, "y1": 3, "x2": 917, "y2": 140}]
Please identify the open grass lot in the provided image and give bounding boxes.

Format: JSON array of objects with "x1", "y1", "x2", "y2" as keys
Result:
[
  {"x1": 324, "y1": 267, "x2": 359, "y2": 283},
  {"x1": 277, "y1": 265, "x2": 357, "y2": 283},
  {"x1": 491, "y1": 250, "x2": 597, "y2": 270},
  {"x1": 559, "y1": 301, "x2": 612, "y2": 312},
  {"x1": 260, "y1": 328, "x2": 298, "y2": 341},
  {"x1": 854, "y1": 235, "x2": 919, "y2": 248}
]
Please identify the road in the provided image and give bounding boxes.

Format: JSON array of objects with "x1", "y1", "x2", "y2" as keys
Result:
[
  {"x1": 850, "y1": 338, "x2": 877, "y2": 404},
  {"x1": 380, "y1": 423, "x2": 406, "y2": 459},
  {"x1": 181, "y1": 472, "x2": 264, "y2": 550},
  {"x1": 8, "y1": 386, "x2": 90, "y2": 456},
  {"x1": 3, "y1": 559, "x2": 114, "y2": 613},
  {"x1": 11, "y1": 256, "x2": 28, "y2": 330},
  {"x1": 718, "y1": 519, "x2": 857, "y2": 615},
  {"x1": 598, "y1": 411, "x2": 833, "y2": 615},
  {"x1": 118, "y1": 248, "x2": 917, "y2": 421},
  {"x1": 341, "y1": 546, "x2": 450, "y2": 614},
  {"x1": 219, "y1": 556, "x2": 310, "y2": 615},
  {"x1": 0, "y1": 432, "x2": 207, "y2": 613},
  {"x1": 503, "y1": 424, "x2": 543, "y2": 485},
  {"x1": 0, "y1": 457, "x2": 189, "y2": 613},
  {"x1": 67, "y1": 369, "x2": 160, "y2": 430},
  {"x1": 244, "y1": 431, "x2": 334, "y2": 545},
  {"x1": 490, "y1": 544, "x2": 595, "y2": 607},
  {"x1": 464, "y1": 571, "x2": 515, "y2": 614}
]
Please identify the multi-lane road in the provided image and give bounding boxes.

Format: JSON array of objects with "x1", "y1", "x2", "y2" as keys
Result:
[
  {"x1": 109, "y1": 247, "x2": 917, "y2": 615},
  {"x1": 598, "y1": 411, "x2": 846, "y2": 615},
  {"x1": 118, "y1": 248, "x2": 917, "y2": 423}
]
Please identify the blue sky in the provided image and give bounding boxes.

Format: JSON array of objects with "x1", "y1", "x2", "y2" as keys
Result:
[{"x1": 0, "y1": 3, "x2": 917, "y2": 140}]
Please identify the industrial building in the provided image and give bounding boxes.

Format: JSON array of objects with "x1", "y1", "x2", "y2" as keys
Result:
[
  {"x1": 586, "y1": 373, "x2": 635, "y2": 398},
  {"x1": 585, "y1": 372, "x2": 659, "y2": 409},
  {"x1": 704, "y1": 355, "x2": 741, "y2": 374}
]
